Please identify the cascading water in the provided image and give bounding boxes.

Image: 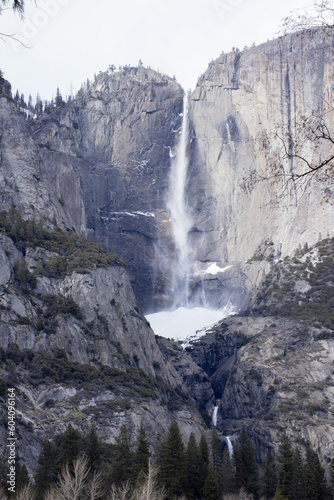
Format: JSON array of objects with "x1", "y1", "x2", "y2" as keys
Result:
[
  {"x1": 226, "y1": 436, "x2": 233, "y2": 457},
  {"x1": 212, "y1": 405, "x2": 219, "y2": 427},
  {"x1": 146, "y1": 93, "x2": 237, "y2": 341},
  {"x1": 167, "y1": 92, "x2": 193, "y2": 307}
]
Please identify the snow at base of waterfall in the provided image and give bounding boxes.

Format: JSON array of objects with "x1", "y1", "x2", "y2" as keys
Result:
[{"x1": 146, "y1": 303, "x2": 236, "y2": 348}]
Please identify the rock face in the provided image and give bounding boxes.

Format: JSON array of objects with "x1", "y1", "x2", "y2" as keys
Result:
[
  {"x1": 187, "y1": 315, "x2": 334, "y2": 464},
  {"x1": 0, "y1": 231, "x2": 209, "y2": 474},
  {"x1": 189, "y1": 29, "x2": 334, "y2": 274},
  {"x1": 32, "y1": 67, "x2": 184, "y2": 311},
  {"x1": 1, "y1": 27, "x2": 334, "y2": 475},
  {"x1": 5, "y1": 31, "x2": 334, "y2": 312}
]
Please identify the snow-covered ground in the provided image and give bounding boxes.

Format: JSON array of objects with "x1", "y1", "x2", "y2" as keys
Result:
[{"x1": 146, "y1": 302, "x2": 236, "y2": 348}]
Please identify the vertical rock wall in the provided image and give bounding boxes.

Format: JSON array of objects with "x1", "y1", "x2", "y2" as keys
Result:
[{"x1": 189, "y1": 29, "x2": 334, "y2": 269}]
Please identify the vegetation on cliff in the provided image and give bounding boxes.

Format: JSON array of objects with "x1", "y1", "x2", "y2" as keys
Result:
[
  {"x1": 252, "y1": 237, "x2": 334, "y2": 329},
  {"x1": 0, "y1": 207, "x2": 124, "y2": 280}
]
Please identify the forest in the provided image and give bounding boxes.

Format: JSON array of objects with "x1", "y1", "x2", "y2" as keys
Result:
[{"x1": 1, "y1": 421, "x2": 334, "y2": 500}]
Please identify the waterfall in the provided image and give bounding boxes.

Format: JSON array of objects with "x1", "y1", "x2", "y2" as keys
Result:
[
  {"x1": 167, "y1": 92, "x2": 193, "y2": 307},
  {"x1": 226, "y1": 436, "x2": 233, "y2": 457},
  {"x1": 212, "y1": 405, "x2": 219, "y2": 427}
]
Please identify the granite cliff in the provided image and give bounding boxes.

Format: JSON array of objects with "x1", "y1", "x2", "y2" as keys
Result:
[
  {"x1": 188, "y1": 28, "x2": 334, "y2": 308},
  {"x1": 0, "y1": 27, "x2": 334, "y2": 476},
  {"x1": 4, "y1": 30, "x2": 334, "y2": 312},
  {"x1": 32, "y1": 67, "x2": 184, "y2": 311}
]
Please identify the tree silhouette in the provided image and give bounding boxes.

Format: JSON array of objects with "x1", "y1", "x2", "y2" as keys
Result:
[
  {"x1": 157, "y1": 421, "x2": 186, "y2": 497},
  {"x1": 277, "y1": 433, "x2": 294, "y2": 499}
]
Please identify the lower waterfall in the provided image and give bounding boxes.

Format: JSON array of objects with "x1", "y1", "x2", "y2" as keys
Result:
[
  {"x1": 226, "y1": 436, "x2": 233, "y2": 457},
  {"x1": 212, "y1": 405, "x2": 219, "y2": 427}
]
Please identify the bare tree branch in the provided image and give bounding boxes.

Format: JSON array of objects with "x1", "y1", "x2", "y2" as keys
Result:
[
  {"x1": 56, "y1": 455, "x2": 90, "y2": 500},
  {"x1": 280, "y1": 0, "x2": 334, "y2": 34},
  {"x1": 0, "y1": 31, "x2": 31, "y2": 46}
]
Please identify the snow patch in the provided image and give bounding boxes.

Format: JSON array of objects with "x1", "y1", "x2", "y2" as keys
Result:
[
  {"x1": 205, "y1": 263, "x2": 231, "y2": 275},
  {"x1": 101, "y1": 211, "x2": 155, "y2": 220},
  {"x1": 146, "y1": 302, "x2": 236, "y2": 348}
]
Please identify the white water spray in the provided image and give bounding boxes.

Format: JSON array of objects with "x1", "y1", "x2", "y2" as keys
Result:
[
  {"x1": 212, "y1": 405, "x2": 219, "y2": 427},
  {"x1": 167, "y1": 93, "x2": 193, "y2": 307},
  {"x1": 226, "y1": 436, "x2": 233, "y2": 457}
]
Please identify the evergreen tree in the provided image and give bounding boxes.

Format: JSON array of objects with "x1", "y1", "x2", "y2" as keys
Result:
[
  {"x1": 260, "y1": 449, "x2": 277, "y2": 499},
  {"x1": 86, "y1": 426, "x2": 101, "y2": 472},
  {"x1": 111, "y1": 424, "x2": 134, "y2": 485},
  {"x1": 211, "y1": 429, "x2": 224, "y2": 491},
  {"x1": 15, "y1": 462, "x2": 29, "y2": 492},
  {"x1": 203, "y1": 463, "x2": 220, "y2": 500},
  {"x1": 198, "y1": 432, "x2": 210, "y2": 493},
  {"x1": 59, "y1": 423, "x2": 81, "y2": 467},
  {"x1": 291, "y1": 446, "x2": 306, "y2": 500},
  {"x1": 305, "y1": 443, "x2": 328, "y2": 500},
  {"x1": 34, "y1": 440, "x2": 58, "y2": 500},
  {"x1": 221, "y1": 447, "x2": 235, "y2": 495},
  {"x1": 186, "y1": 432, "x2": 201, "y2": 499},
  {"x1": 233, "y1": 426, "x2": 259, "y2": 498},
  {"x1": 14, "y1": 89, "x2": 20, "y2": 105},
  {"x1": 28, "y1": 94, "x2": 33, "y2": 113},
  {"x1": 19, "y1": 92, "x2": 26, "y2": 108},
  {"x1": 35, "y1": 93, "x2": 43, "y2": 116},
  {"x1": 55, "y1": 87, "x2": 64, "y2": 108},
  {"x1": 330, "y1": 457, "x2": 334, "y2": 500},
  {"x1": 305, "y1": 464, "x2": 318, "y2": 500},
  {"x1": 133, "y1": 421, "x2": 150, "y2": 480},
  {"x1": 277, "y1": 432, "x2": 294, "y2": 499},
  {"x1": 157, "y1": 421, "x2": 187, "y2": 497}
]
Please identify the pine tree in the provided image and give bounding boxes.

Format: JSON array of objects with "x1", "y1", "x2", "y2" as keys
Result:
[
  {"x1": 291, "y1": 446, "x2": 306, "y2": 500},
  {"x1": 35, "y1": 93, "x2": 43, "y2": 116},
  {"x1": 59, "y1": 423, "x2": 81, "y2": 467},
  {"x1": 233, "y1": 426, "x2": 259, "y2": 498},
  {"x1": 55, "y1": 87, "x2": 64, "y2": 108},
  {"x1": 305, "y1": 443, "x2": 328, "y2": 500},
  {"x1": 221, "y1": 447, "x2": 235, "y2": 495},
  {"x1": 14, "y1": 89, "x2": 20, "y2": 105},
  {"x1": 198, "y1": 432, "x2": 210, "y2": 495},
  {"x1": 157, "y1": 421, "x2": 187, "y2": 497},
  {"x1": 28, "y1": 94, "x2": 33, "y2": 113},
  {"x1": 111, "y1": 424, "x2": 134, "y2": 485},
  {"x1": 260, "y1": 449, "x2": 277, "y2": 499},
  {"x1": 305, "y1": 464, "x2": 318, "y2": 500},
  {"x1": 211, "y1": 429, "x2": 224, "y2": 491},
  {"x1": 19, "y1": 93, "x2": 26, "y2": 108},
  {"x1": 277, "y1": 432, "x2": 294, "y2": 499},
  {"x1": 86, "y1": 427, "x2": 101, "y2": 472},
  {"x1": 202, "y1": 463, "x2": 220, "y2": 500},
  {"x1": 133, "y1": 421, "x2": 150, "y2": 480},
  {"x1": 330, "y1": 457, "x2": 334, "y2": 499},
  {"x1": 34, "y1": 440, "x2": 58, "y2": 500},
  {"x1": 15, "y1": 462, "x2": 29, "y2": 492},
  {"x1": 186, "y1": 432, "x2": 201, "y2": 499}
]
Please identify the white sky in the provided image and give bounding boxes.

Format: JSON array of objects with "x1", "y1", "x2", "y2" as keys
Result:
[{"x1": 1, "y1": 0, "x2": 311, "y2": 101}]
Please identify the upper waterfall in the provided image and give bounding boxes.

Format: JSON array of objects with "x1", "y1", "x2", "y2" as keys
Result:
[{"x1": 167, "y1": 93, "x2": 193, "y2": 307}]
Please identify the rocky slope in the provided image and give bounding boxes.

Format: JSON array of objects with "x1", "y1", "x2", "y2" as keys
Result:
[
  {"x1": 0, "y1": 213, "x2": 209, "y2": 474},
  {"x1": 186, "y1": 238, "x2": 334, "y2": 465}
]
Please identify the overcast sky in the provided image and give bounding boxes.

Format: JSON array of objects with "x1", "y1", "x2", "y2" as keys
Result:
[{"x1": 1, "y1": 0, "x2": 311, "y2": 101}]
